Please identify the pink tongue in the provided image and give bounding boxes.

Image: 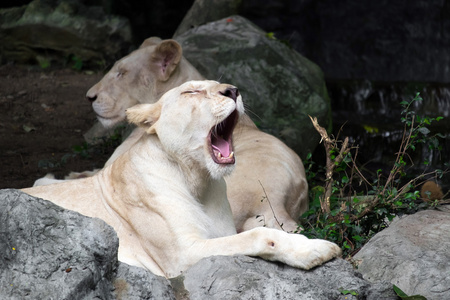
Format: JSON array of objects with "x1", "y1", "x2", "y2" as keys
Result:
[{"x1": 212, "y1": 136, "x2": 230, "y2": 157}]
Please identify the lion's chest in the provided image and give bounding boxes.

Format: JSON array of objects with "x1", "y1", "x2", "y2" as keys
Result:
[{"x1": 198, "y1": 179, "x2": 237, "y2": 238}]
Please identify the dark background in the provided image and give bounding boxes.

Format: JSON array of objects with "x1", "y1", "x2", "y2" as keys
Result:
[{"x1": 1, "y1": 0, "x2": 449, "y2": 190}]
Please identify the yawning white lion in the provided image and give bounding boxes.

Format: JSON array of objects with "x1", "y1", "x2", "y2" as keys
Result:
[{"x1": 24, "y1": 80, "x2": 341, "y2": 278}]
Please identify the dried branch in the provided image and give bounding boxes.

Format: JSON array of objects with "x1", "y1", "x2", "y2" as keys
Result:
[{"x1": 309, "y1": 116, "x2": 351, "y2": 214}]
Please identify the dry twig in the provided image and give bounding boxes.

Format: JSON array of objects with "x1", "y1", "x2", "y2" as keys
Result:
[{"x1": 309, "y1": 116, "x2": 351, "y2": 213}]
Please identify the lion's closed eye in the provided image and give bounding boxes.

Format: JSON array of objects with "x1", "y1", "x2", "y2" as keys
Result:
[
  {"x1": 117, "y1": 70, "x2": 126, "y2": 78},
  {"x1": 182, "y1": 90, "x2": 202, "y2": 95}
]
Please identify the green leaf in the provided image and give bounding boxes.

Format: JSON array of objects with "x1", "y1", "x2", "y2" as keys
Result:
[
  {"x1": 404, "y1": 192, "x2": 417, "y2": 200},
  {"x1": 342, "y1": 176, "x2": 349, "y2": 184},
  {"x1": 352, "y1": 235, "x2": 363, "y2": 241},
  {"x1": 400, "y1": 101, "x2": 409, "y2": 106},
  {"x1": 339, "y1": 288, "x2": 359, "y2": 296},
  {"x1": 417, "y1": 127, "x2": 430, "y2": 135},
  {"x1": 36, "y1": 55, "x2": 51, "y2": 69},
  {"x1": 393, "y1": 285, "x2": 427, "y2": 300},
  {"x1": 266, "y1": 32, "x2": 276, "y2": 39},
  {"x1": 72, "y1": 145, "x2": 84, "y2": 152},
  {"x1": 391, "y1": 187, "x2": 398, "y2": 196}
]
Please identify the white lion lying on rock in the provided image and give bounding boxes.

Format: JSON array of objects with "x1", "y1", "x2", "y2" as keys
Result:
[
  {"x1": 34, "y1": 37, "x2": 308, "y2": 233},
  {"x1": 24, "y1": 80, "x2": 341, "y2": 278}
]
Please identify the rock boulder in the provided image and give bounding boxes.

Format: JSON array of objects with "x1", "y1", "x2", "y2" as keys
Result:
[
  {"x1": 0, "y1": 0, "x2": 132, "y2": 68},
  {"x1": 354, "y1": 209, "x2": 450, "y2": 300},
  {"x1": 175, "y1": 15, "x2": 331, "y2": 158},
  {"x1": 179, "y1": 255, "x2": 397, "y2": 300},
  {"x1": 0, "y1": 188, "x2": 118, "y2": 299}
]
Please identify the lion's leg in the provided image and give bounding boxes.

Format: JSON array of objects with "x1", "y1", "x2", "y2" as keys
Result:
[
  {"x1": 188, "y1": 227, "x2": 341, "y2": 271},
  {"x1": 32, "y1": 169, "x2": 100, "y2": 187},
  {"x1": 65, "y1": 169, "x2": 101, "y2": 179},
  {"x1": 240, "y1": 209, "x2": 301, "y2": 233},
  {"x1": 32, "y1": 174, "x2": 60, "y2": 187}
]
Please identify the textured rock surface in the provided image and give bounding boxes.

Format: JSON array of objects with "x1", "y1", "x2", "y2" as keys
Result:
[
  {"x1": 175, "y1": 15, "x2": 331, "y2": 158},
  {"x1": 354, "y1": 209, "x2": 450, "y2": 300},
  {"x1": 114, "y1": 263, "x2": 176, "y2": 300},
  {"x1": 174, "y1": 0, "x2": 241, "y2": 37},
  {"x1": 180, "y1": 255, "x2": 397, "y2": 300},
  {"x1": 0, "y1": 0, "x2": 132, "y2": 67},
  {"x1": 0, "y1": 189, "x2": 119, "y2": 299}
]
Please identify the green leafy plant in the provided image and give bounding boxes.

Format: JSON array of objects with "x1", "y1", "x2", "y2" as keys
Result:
[
  {"x1": 301, "y1": 93, "x2": 448, "y2": 257},
  {"x1": 36, "y1": 55, "x2": 51, "y2": 69},
  {"x1": 339, "y1": 288, "x2": 359, "y2": 297},
  {"x1": 72, "y1": 55, "x2": 83, "y2": 71},
  {"x1": 65, "y1": 54, "x2": 84, "y2": 71}
]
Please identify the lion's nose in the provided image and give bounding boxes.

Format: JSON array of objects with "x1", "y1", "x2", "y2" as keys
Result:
[
  {"x1": 86, "y1": 92, "x2": 97, "y2": 103},
  {"x1": 220, "y1": 87, "x2": 239, "y2": 102}
]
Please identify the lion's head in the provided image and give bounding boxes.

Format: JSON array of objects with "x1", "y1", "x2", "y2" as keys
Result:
[
  {"x1": 87, "y1": 37, "x2": 203, "y2": 128},
  {"x1": 126, "y1": 80, "x2": 244, "y2": 179}
]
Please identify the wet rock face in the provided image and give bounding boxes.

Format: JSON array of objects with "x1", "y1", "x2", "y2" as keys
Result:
[
  {"x1": 313, "y1": 0, "x2": 450, "y2": 82},
  {"x1": 241, "y1": 0, "x2": 450, "y2": 83}
]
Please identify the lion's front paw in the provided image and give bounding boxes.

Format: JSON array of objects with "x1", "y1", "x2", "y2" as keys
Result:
[
  {"x1": 301, "y1": 239, "x2": 342, "y2": 269},
  {"x1": 279, "y1": 236, "x2": 341, "y2": 270}
]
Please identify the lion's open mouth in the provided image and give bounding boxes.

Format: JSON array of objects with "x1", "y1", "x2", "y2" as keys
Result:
[{"x1": 209, "y1": 110, "x2": 239, "y2": 165}]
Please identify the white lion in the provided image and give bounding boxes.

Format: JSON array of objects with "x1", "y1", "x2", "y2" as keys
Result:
[
  {"x1": 35, "y1": 37, "x2": 308, "y2": 233},
  {"x1": 24, "y1": 81, "x2": 341, "y2": 278}
]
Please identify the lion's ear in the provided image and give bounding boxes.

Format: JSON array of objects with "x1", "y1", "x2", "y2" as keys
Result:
[
  {"x1": 150, "y1": 40, "x2": 182, "y2": 81},
  {"x1": 139, "y1": 37, "x2": 162, "y2": 49},
  {"x1": 126, "y1": 103, "x2": 162, "y2": 134}
]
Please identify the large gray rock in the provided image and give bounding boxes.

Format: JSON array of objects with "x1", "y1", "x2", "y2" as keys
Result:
[
  {"x1": 0, "y1": 189, "x2": 119, "y2": 299},
  {"x1": 354, "y1": 209, "x2": 450, "y2": 300},
  {"x1": 175, "y1": 15, "x2": 331, "y2": 158},
  {"x1": 179, "y1": 255, "x2": 397, "y2": 300},
  {"x1": 114, "y1": 263, "x2": 176, "y2": 300},
  {"x1": 174, "y1": 0, "x2": 242, "y2": 37},
  {"x1": 0, "y1": 0, "x2": 132, "y2": 67}
]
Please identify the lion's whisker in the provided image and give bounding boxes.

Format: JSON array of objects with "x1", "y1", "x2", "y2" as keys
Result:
[
  {"x1": 216, "y1": 73, "x2": 225, "y2": 82},
  {"x1": 244, "y1": 107, "x2": 262, "y2": 123}
]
